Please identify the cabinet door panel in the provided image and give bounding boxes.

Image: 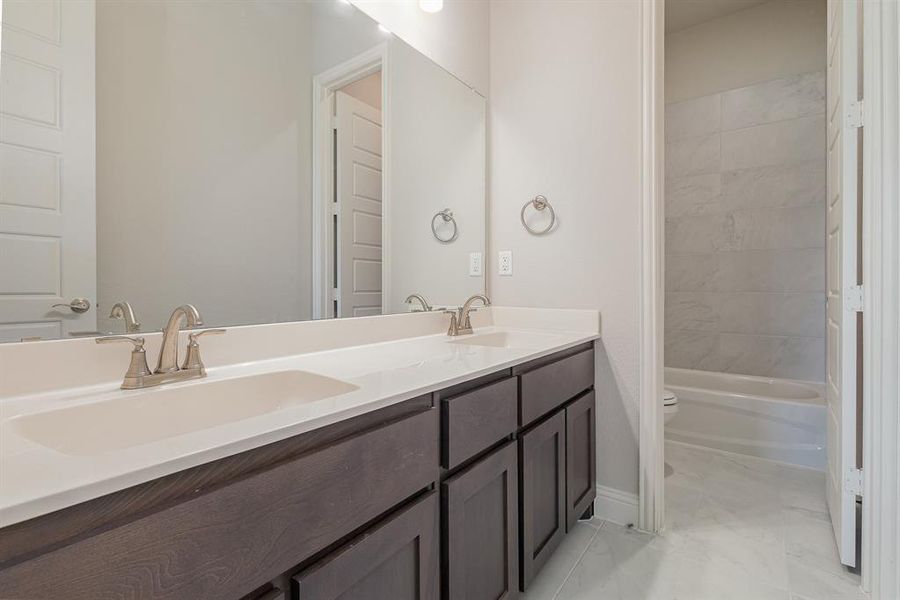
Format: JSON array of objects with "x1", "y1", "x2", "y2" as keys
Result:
[
  {"x1": 519, "y1": 411, "x2": 566, "y2": 590},
  {"x1": 443, "y1": 441, "x2": 519, "y2": 600},
  {"x1": 292, "y1": 492, "x2": 439, "y2": 600},
  {"x1": 566, "y1": 391, "x2": 596, "y2": 530}
]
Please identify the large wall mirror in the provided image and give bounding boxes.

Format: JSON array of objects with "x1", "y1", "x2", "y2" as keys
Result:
[{"x1": 0, "y1": 0, "x2": 486, "y2": 342}]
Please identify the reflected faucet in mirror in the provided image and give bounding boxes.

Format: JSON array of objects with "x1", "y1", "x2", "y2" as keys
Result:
[
  {"x1": 96, "y1": 304, "x2": 225, "y2": 390},
  {"x1": 445, "y1": 294, "x2": 491, "y2": 337},
  {"x1": 405, "y1": 294, "x2": 433, "y2": 312},
  {"x1": 109, "y1": 301, "x2": 141, "y2": 334}
]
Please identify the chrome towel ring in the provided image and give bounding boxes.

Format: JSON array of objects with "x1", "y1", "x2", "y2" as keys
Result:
[
  {"x1": 431, "y1": 208, "x2": 458, "y2": 243},
  {"x1": 521, "y1": 195, "x2": 556, "y2": 235}
]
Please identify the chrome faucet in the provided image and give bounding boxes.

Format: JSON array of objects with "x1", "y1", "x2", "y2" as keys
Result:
[
  {"x1": 108, "y1": 301, "x2": 141, "y2": 333},
  {"x1": 445, "y1": 294, "x2": 491, "y2": 336},
  {"x1": 405, "y1": 293, "x2": 433, "y2": 312},
  {"x1": 97, "y1": 304, "x2": 225, "y2": 389}
]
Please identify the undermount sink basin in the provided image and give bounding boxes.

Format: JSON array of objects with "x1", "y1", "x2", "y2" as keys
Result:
[
  {"x1": 449, "y1": 331, "x2": 561, "y2": 349},
  {"x1": 9, "y1": 371, "x2": 359, "y2": 456}
]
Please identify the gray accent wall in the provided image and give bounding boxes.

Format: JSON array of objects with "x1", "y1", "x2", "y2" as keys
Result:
[{"x1": 664, "y1": 71, "x2": 826, "y2": 382}]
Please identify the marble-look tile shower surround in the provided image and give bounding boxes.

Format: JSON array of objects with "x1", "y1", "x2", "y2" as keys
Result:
[{"x1": 665, "y1": 72, "x2": 826, "y2": 382}]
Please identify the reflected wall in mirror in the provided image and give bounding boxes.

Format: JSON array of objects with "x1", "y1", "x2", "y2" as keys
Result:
[{"x1": 0, "y1": 0, "x2": 486, "y2": 342}]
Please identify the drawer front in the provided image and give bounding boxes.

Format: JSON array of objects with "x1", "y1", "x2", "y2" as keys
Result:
[
  {"x1": 519, "y1": 348, "x2": 594, "y2": 427},
  {"x1": 0, "y1": 408, "x2": 438, "y2": 600},
  {"x1": 293, "y1": 491, "x2": 439, "y2": 600},
  {"x1": 442, "y1": 377, "x2": 518, "y2": 470}
]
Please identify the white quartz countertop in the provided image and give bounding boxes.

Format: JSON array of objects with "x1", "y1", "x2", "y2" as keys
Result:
[{"x1": 0, "y1": 322, "x2": 598, "y2": 527}]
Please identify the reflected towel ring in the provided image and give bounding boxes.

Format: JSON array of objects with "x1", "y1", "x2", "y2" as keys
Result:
[
  {"x1": 431, "y1": 208, "x2": 458, "y2": 243},
  {"x1": 521, "y1": 195, "x2": 556, "y2": 235}
]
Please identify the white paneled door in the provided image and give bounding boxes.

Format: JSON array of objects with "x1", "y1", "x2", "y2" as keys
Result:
[
  {"x1": 825, "y1": 0, "x2": 861, "y2": 567},
  {"x1": 0, "y1": 0, "x2": 96, "y2": 341},
  {"x1": 335, "y1": 90, "x2": 383, "y2": 318}
]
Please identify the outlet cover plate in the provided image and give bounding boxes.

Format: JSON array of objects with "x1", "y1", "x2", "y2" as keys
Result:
[
  {"x1": 469, "y1": 252, "x2": 483, "y2": 276},
  {"x1": 498, "y1": 250, "x2": 513, "y2": 276}
]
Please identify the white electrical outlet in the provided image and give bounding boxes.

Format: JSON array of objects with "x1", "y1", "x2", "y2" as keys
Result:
[
  {"x1": 498, "y1": 250, "x2": 513, "y2": 276},
  {"x1": 469, "y1": 252, "x2": 483, "y2": 276}
]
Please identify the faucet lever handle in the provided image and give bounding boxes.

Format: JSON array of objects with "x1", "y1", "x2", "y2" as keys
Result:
[
  {"x1": 96, "y1": 335, "x2": 145, "y2": 349},
  {"x1": 96, "y1": 336, "x2": 152, "y2": 385},
  {"x1": 188, "y1": 328, "x2": 226, "y2": 344},
  {"x1": 183, "y1": 329, "x2": 226, "y2": 372},
  {"x1": 443, "y1": 309, "x2": 461, "y2": 336}
]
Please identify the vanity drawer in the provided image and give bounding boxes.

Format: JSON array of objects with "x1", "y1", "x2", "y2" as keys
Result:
[
  {"x1": 441, "y1": 377, "x2": 518, "y2": 470},
  {"x1": 0, "y1": 407, "x2": 438, "y2": 600},
  {"x1": 517, "y1": 347, "x2": 594, "y2": 427}
]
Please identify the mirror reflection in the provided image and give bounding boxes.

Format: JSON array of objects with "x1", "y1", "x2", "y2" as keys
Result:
[{"x1": 0, "y1": 0, "x2": 486, "y2": 342}]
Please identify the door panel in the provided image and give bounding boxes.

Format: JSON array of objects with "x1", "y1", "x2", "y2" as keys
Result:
[
  {"x1": 335, "y1": 90, "x2": 382, "y2": 318},
  {"x1": 825, "y1": 0, "x2": 860, "y2": 567},
  {"x1": 566, "y1": 391, "x2": 597, "y2": 531},
  {"x1": 443, "y1": 441, "x2": 519, "y2": 600},
  {"x1": 0, "y1": 0, "x2": 97, "y2": 341},
  {"x1": 519, "y1": 411, "x2": 566, "y2": 591}
]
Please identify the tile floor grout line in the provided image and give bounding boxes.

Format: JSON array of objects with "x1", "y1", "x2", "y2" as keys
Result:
[{"x1": 550, "y1": 519, "x2": 604, "y2": 600}]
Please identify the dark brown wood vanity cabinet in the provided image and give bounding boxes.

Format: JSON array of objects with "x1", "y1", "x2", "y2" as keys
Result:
[
  {"x1": 565, "y1": 390, "x2": 597, "y2": 530},
  {"x1": 292, "y1": 491, "x2": 440, "y2": 600},
  {"x1": 0, "y1": 396, "x2": 439, "y2": 600},
  {"x1": 0, "y1": 342, "x2": 597, "y2": 600},
  {"x1": 442, "y1": 442, "x2": 519, "y2": 600},
  {"x1": 439, "y1": 375, "x2": 520, "y2": 600},
  {"x1": 514, "y1": 344, "x2": 596, "y2": 591},
  {"x1": 519, "y1": 410, "x2": 567, "y2": 588}
]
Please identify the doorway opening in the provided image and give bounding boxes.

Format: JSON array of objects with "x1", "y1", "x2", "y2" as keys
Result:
[{"x1": 649, "y1": 0, "x2": 864, "y2": 594}]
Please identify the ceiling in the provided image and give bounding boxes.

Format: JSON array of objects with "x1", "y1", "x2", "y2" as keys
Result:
[{"x1": 665, "y1": 0, "x2": 771, "y2": 32}]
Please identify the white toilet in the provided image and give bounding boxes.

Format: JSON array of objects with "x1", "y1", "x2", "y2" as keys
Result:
[{"x1": 664, "y1": 389, "x2": 679, "y2": 424}]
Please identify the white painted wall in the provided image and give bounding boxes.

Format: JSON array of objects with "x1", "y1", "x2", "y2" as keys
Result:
[
  {"x1": 350, "y1": 0, "x2": 489, "y2": 94},
  {"x1": 666, "y1": 0, "x2": 828, "y2": 103},
  {"x1": 490, "y1": 0, "x2": 643, "y2": 496}
]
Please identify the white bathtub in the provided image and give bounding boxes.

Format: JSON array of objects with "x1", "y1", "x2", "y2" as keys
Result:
[{"x1": 664, "y1": 367, "x2": 826, "y2": 470}]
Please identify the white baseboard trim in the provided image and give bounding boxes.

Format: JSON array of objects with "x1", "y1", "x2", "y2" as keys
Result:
[{"x1": 593, "y1": 484, "x2": 639, "y2": 527}]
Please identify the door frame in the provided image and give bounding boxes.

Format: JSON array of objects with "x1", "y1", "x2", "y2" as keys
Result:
[
  {"x1": 311, "y1": 44, "x2": 390, "y2": 319},
  {"x1": 638, "y1": 0, "x2": 900, "y2": 593},
  {"x1": 637, "y1": 0, "x2": 665, "y2": 534},
  {"x1": 860, "y1": 1, "x2": 899, "y2": 596}
]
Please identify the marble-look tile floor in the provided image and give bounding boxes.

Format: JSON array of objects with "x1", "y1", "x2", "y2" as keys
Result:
[{"x1": 525, "y1": 442, "x2": 867, "y2": 600}]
